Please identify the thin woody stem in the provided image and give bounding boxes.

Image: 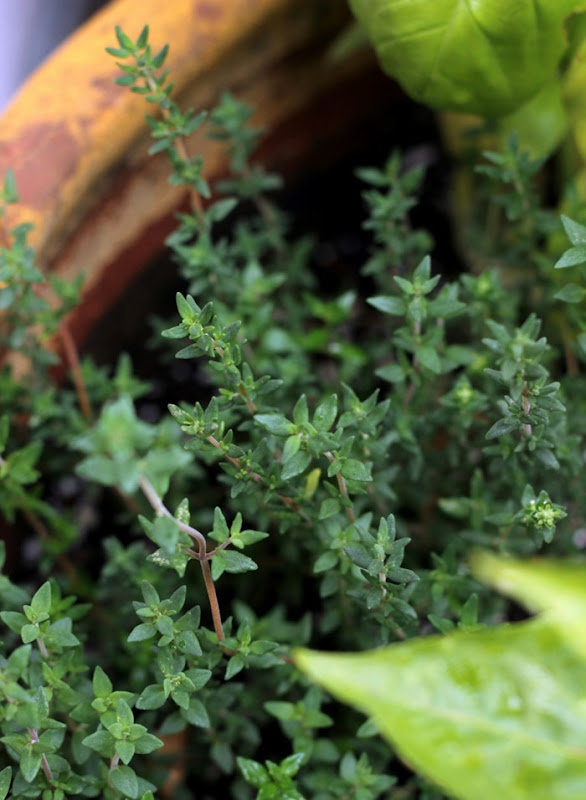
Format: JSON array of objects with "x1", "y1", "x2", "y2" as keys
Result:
[
  {"x1": 6, "y1": 696, "x2": 54, "y2": 783},
  {"x1": 137, "y1": 474, "x2": 225, "y2": 641},
  {"x1": 58, "y1": 322, "x2": 92, "y2": 420},
  {"x1": 54, "y1": 339, "x2": 141, "y2": 519},
  {"x1": 36, "y1": 636, "x2": 50, "y2": 660},
  {"x1": 237, "y1": 383, "x2": 257, "y2": 414},
  {"x1": 27, "y1": 728, "x2": 54, "y2": 782},
  {"x1": 138, "y1": 474, "x2": 207, "y2": 552},
  {"x1": 23, "y1": 505, "x2": 82, "y2": 591},
  {"x1": 199, "y1": 558, "x2": 224, "y2": 642}
]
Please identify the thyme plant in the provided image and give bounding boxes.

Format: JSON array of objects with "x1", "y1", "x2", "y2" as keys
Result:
[{"x1": 0, "y1": 23, "x2": 584, "y2": 800}]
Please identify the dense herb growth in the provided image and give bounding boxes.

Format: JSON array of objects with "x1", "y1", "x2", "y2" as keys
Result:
[{"x1": 0, "y1": 23, "x2": 584, "y2": 800}]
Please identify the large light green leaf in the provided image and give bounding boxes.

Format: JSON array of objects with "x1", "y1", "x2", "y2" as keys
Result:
[
  {"x1": 295, "y1": 557, "x2": 586, "y2": 800},
  {"x1": 498, "y1": 79, "x2": 568, "y2": 158},
  {"x1": 563, "y1": 24, "x2": 586, "y2": 163},
  {"x1": 349, "y1": 0, "x2": 586, "y2": 117},
  {"x1": 473, "y1": 554, "x2": 586, "y2": 659}
]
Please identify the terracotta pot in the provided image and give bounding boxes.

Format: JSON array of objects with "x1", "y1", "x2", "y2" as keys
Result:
[{"x1": 0, "y1": 0, "x2": 388, "y2": 360}]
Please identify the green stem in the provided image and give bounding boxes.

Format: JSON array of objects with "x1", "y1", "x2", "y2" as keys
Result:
[{"x1": 324, "y1": 452, "x2": 355, "y2": 524}]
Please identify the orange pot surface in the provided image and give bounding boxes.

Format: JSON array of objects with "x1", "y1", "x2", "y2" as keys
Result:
[{"x1": 0, "y1": 0, "x2": 385, "y2": 368}]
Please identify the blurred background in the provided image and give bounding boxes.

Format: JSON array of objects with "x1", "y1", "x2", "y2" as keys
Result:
[{"x1": 0, "y1": 0, "x2": 107, "y2": 110}]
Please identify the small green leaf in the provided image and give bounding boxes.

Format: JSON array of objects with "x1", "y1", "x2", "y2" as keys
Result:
[
  {"x1": 156, "y1": 615, "x2": 174, "y2": 638},
  {"x1": 343, "y1": 546, "x2": 371, "y2": 570},
  {"x1": 280, "y1": 752, "x2": 305, "y2": 777},
  {"x1": 554, "y1": 244, "x2": 586, "y2": 269},
  {"x1": 226, "y1": 654, "x2": 246, "y2": 679},
  {"x1": 140, "y1": 580, "x2": 160, "y2": 606},
  {"x1": 221, "y1": 550, "x2": 258, "y2": 574},
  {"x1": 128, "y1": 622, "x2": 157, "y2": 642},
  {"x1": 149, "y1": 516, "x2": 179, "y2": 551},
  {"x1": 376, "y1": 364, "x2": 405, "y2": 383},
  {"x1": 319, "y1": 498, "x2": 341, "y2": 519},
  {"x1": 3, "y1": 170, "x2": 18, "y2": 203},
  {"x1": 208, "y1": 197, "x2": 239, "y2": 222},
  {"x1": 282, "y1": 435, "x2": 301, "y2": 463},
  {"x1": 293, "y1": 395, "x2": 309, "y2": 425},
  {"x1": 254, "y1": 414, "x2": 295, "y2": 436},
  {"x1": 264, "y1": 701, "x2": 295, "y2": 720},
  {"x1": 417, "y1": 345, "x2": 442, "y2": 374},
  {"x1": 134, "y1": 732, "x2": 164, "y2": 754},
  {"x1": 148, "y1": 546, "x2": 190, "y2": 578},
  {"x1": 136, "y1": 684, "x2": 167, "y2": 710},
  {"x1": 281, "y1": 451, "x2": 312, "y2": 480},
  {"x1": 135, "y1": 25, "x2": 149, "y2": 49},
  {"x1": 0, "y1": 766, "x2": 12, "y2": 800},
  {"x1": 237, "y1": 756, "x2": 269, "y2": 788},
  {"x1": 115, "y1": 25, "x2": 135, "y2": 51},
  {"x1": 181, "y1": 698, "x2": 210, "y2": 728},
  {"x1": 19, "y1": 747, "x2": 41, "y2": 783},
  {"x1": 176, "y1": 292, "x2": 196, "y2": 321},
  {"x1": 93, "y1": 666, "x2": 113, "y2": 698},
  {"x1": 340, "y1": 459, "x2": 372, "y2": 482},
  {"x1": 367, "y1": 296, "x2": 406, "y2": 315},
  {"x1": 554, "y1": 283, "x2": 586, "y2": 303},
  {"x1": 82, "y1": 729, "x2": 114, "y2": 757},
  {"x1": 485, "y1": 416, "x2": 518, "y2": 438},
  {"x1": 561, "y1": 215, "x2": 586, "y2": 245},
  {"x1": 116, "y1": 739, "x2": 135, "y2": 764},
  {"x1": 313, "y1": 395, "x2": 338, "y2": 432},
  {"x1": 21, "y1": 624, "x2": 39, "y2": 644},
  {"x1": 75, "y1": 455, "x2": 119, "y2": 486},
  {"x1": 212, "y1": 507, "x2": 230, "y2": 542},
  {"x1": 152, "y1": 43, "x2": 169, "y2": 68},
  {"x1": 314, "y1": 551, "x2": 339, "y2": 573},
  {"x1": 0, "y1": 611, "x2": 27, "y2": 633},
  {"x1": 110, "y1": 765, "x2": 139, "y2": 799},
  {"x1": 0, "y1": 417, "x2": 9, "y2": 453},
  {"x1": 30, "y1": 582, "x2": 51, "y2": 616}
]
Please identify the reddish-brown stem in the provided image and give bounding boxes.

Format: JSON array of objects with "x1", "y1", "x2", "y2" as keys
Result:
[
  {"x1": 58, "y1": 322, "x2": 91, "y2": 420},
  {"x1": 138, "y1": 475, "x2": 225, "y2": 639},
  {"x1": 0, "y1": 450, "x2": 83, "y2": 591},
  {"x1": 22, "y1": 506, "x2": 82, "y2": 591},
  {"x1": 237, "y1": 384, "x2": 257, "y2": 414},
  {"x1": 27, "y1": 728, "x2": 54, "y2": 782},
  {"x1": 199, "y1": 558, "x2": 224, "y2": 642},
  {"x1": 114, "y1": 486, "x2": 141, "y2": 515},
  {"x1": 7, "y1": 699, "x2": 54, "y2": 783}
]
